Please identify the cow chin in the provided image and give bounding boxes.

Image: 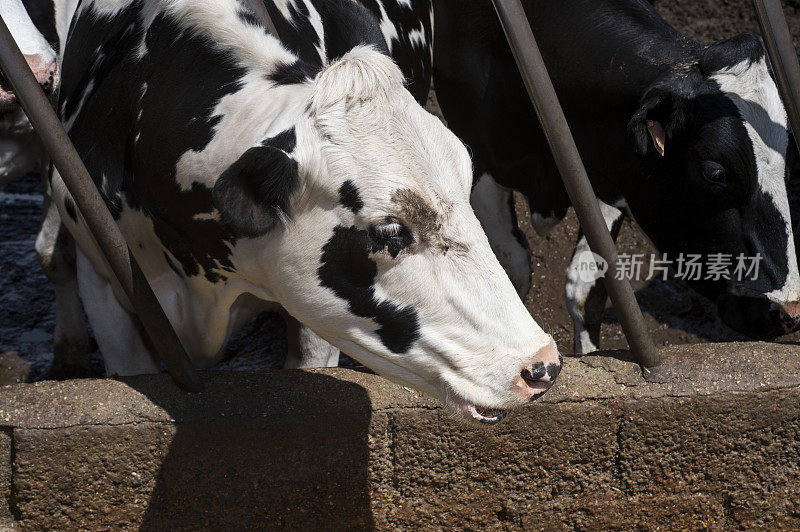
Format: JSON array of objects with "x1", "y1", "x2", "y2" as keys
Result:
[
  {"x1": 717, "y1": 294, "x2": 794, "y2": 339},
  {"x1": 328, "y1": 326, "x2": 562, "y2": 426},
  {"x1": 330, "y1": 335, "x2": 559, "y2": 427}
]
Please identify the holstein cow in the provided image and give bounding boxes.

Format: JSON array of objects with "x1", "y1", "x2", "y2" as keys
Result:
[
  {"x1": 0, "y1": 0, "x2": 94, "y2": 379},
  {"x1": 44, "y1": 0, "x2": 561, "y2": 424},
  {"x1": 433, "y1": 0, "x2": 800, "y2": 352}
]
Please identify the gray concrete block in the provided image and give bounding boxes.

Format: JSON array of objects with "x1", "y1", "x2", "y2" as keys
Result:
[
  {"x1": 1, "y1": 342, "x2": 799, "y2": 529},
  {"x1": 0, "y1": 429, "x2": 13, "y2": 529},
  {"x1": 378, "y1": 402, "x2": 621, "y2": 527},
  {"x1": 13, "y1": 423, "x2": 171, "y2": 530}
]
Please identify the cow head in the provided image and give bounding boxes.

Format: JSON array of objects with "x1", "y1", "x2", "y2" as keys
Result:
[
  {"x1": 627, "y1": 33, "x2": 800, "y2": 338},
  {"x1": 212, "y1": 47, "x2": 560, "y2": 424},
  {"x1": 0, "y1": 0, "x2": 58, "y2": 109}
]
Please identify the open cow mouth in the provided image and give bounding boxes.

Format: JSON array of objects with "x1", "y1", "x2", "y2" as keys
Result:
[
  {"x1": 445, "y1": 388, "x2": 510, "y2": 425},
  {"x1": 464, "y1": 404, "x2": 508, "y2": 424}
]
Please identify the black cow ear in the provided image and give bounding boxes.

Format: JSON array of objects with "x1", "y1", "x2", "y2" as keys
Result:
[
  {"x1": 628, "y1": 87, "x2": 689, "y2": 157},
  {"x1": 212, "y1": 146, "x2": 299, "y2": 238},
  {"x1": 700, "y1": 33, "x2": 764, "y2": 76}
]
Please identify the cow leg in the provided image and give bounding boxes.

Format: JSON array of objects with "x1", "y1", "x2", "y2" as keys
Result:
[
  {"x1": 470, "y1": 173, "x2": 531, "y2": 299},
  {"x1": 35, "y1": 184, "x2": 95, "y2": 378},
  {"x1": 283, "y1": 315, "x2": 340, "y2": 368},
  {"x1": 565, "y1": 203, "x2": 625, "y2": 353},
  {"x1": 76, "y1": 248, "x2": 160, "y2": 376}
]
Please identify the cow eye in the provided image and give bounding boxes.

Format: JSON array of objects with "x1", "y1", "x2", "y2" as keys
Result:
[
  {"x1": 702, "y1": 161, "x2": 727, "y2": 187},
  {"x1": 368, "y1": 218, "x2": 413, "y2": 257}
]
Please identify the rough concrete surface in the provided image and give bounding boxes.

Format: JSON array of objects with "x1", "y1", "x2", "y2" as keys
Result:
[
  {"x1": 0, "y1": 429, "x2": 12, "y2": 529},
  {"x1": 1, "y1": 342, "x2": 799, "y2": 530}
]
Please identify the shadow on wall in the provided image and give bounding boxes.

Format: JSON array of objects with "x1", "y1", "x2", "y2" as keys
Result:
[{"x1": 122, "y1": 371, "x2": 376, "y2": 529}]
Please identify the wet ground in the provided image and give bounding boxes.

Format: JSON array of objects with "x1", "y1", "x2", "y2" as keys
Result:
[{"x1": 2, "y1": 1, "x2": 799, "y2": 381}]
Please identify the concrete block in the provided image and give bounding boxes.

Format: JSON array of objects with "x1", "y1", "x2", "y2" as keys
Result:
[
  {"x1": 1, "y1": 342, "x2": 799, "y2": 529},
  {"x1": 0, "y1": 429, "x2": 13, "y2": 529}
]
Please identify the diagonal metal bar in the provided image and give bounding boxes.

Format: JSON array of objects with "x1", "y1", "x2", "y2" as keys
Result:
[
  {"x1": 752, "y1": 0, "x2": 800, "y2": 156},
  {"x1": 245, "y1": 0, "x2": 281, "y2": 40},
  {"x1": 0, "y1": 15, "x2": 202, "y2": 391},
  {"x1": 490, "y1": 0, "x2": 662, "y2": 367}
]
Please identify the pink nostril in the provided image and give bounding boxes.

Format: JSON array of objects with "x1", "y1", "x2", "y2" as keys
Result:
[
  {"x1": 23, "y1": 56, "x2": 57, "y2": 92},
  {"x1": 40, "y1": 62, "x2": 58, "y2": 94},
  {"x1": 521, "y1": 364, "x2": 547, "y2": 384},
  {"x1": 514, "y1": 341, "x2": 562, "y2": 399},
  {"x1": 777, "y1": 301, "x2": 800, "y2": 333},
  {"x1": 780, "y1": 301, "x2": 800, "y2": 320}
]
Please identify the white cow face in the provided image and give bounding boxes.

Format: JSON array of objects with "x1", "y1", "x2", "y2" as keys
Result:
[
  {"x1": 213, "y1": 48, "x2": 561, "y2": 424},
  {"x1": 0, "y1": 0, "x2": 59, "y2": 108}
]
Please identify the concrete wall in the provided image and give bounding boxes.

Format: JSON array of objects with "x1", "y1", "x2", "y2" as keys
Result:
[{"x1": 1, "y1": 342, "x2": 800, "y2": 530}]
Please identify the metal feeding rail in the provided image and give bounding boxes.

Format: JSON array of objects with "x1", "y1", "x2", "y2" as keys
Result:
[
  {"x1": 752, "y1": 0, "x2": 800, "y2": 156},
  {"x1": 1, "y1": 0, "x2": 798, "y2": 384},
  {"x1": 0, "y1": 0, "x2": 281, "y2": 393},
  {"x1": 0, "y1": 16, "x2": 201, "y2": 392},
  {"x1": 0, "y1": 0, "x2": 281, "y2": 392},
  {"x1": 490, "y1": 0, "x2": 662, "y2": 368},
  {"x1": 491, "y1": 0, "x2": 800, "y2": 368}
]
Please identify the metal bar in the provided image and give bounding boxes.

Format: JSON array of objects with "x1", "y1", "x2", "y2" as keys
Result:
[
  {"x1": 0, "y1": 15, "x2": 202, "y2": 391},
  {"x1": 245, "y1": 0, "x2": 281, "y2": 40},
  {"x1": 490, "y1": 0, "x2": 662, "y2": 367},
  {"x1": 752, "y1": 0, "x2": 800, "y2": 156}
]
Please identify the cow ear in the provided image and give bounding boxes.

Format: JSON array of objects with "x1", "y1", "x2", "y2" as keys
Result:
[
  {"x1": 647, "y1": 120, "x2": 666, "y2": 157},
  {"x1": 212, "y1": 146, "x2": 299, "y2": 238},
  {"x1": 700, "y1": 33, "x2": 764, "y2": 76},
  {"x1": 628, "y1": 87, "x2": 689, "y2": 157}
]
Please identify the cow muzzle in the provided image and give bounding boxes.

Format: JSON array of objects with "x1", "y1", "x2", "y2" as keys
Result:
[
  {"x1": 515, "y1": 341, "x2": 562, "y2": 400},
  {"x1": 0, "y1": 54, "x2": 57, "y2": 107},
  {"x1": 718, "y1": 294, "x2": 797, "y2": 338},
  {"x1": 445, "y1": 341, "x2": 562, "y2": 425},
  {"x1": 776, "y1": 300, "x2": 800, "y2": 333}
]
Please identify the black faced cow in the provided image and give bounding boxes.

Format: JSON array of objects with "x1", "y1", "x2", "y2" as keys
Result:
[
  {"x1": 433, "y1": 0, "x2": 800, "y2": 352},
  {"x1": 42, "y1": 0, "x2": 561, "y2": 424}
]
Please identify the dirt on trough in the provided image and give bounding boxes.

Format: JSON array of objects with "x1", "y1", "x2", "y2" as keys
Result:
[{"x1": 1, "y1": 1, "x2": 799, "y2": 382}]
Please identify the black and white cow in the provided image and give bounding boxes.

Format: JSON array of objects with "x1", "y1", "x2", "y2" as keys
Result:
[
  {"x1": 0, "y1": 0, "x2": 59, "y2": 185},
  {"x1": 0, "y1": 0, "x2": 95, "y2": 379},
  {"x1": 433, "y1": 0, "x2": 800, "y2": 352},
  {"x1": 42, "y1": 0, "x2": 561, "y2": 424}
]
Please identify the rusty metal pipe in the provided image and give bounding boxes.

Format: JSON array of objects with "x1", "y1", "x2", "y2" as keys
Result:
[
  {"x1": 490, "y1": 0, "x2": 662, "y2": 367},
  {"x1": 752, "y1": 0, "x2": 800, "y2": 156},
  {"x1": 0, "y1": 15, "x2": 202, "y2": 391}
]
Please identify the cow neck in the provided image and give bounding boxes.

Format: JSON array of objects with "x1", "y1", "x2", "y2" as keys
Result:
[{"x1": 538, "y1": 2, "x2": 702, "y2": 100}]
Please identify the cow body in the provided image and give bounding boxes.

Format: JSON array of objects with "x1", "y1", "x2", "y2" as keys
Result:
[
  {"x1": 51, "y1": 0, "x2": 561, "y2": 424},
  {"x1": 433, "y1": 0, "x2": 800, "y2": 351}
]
